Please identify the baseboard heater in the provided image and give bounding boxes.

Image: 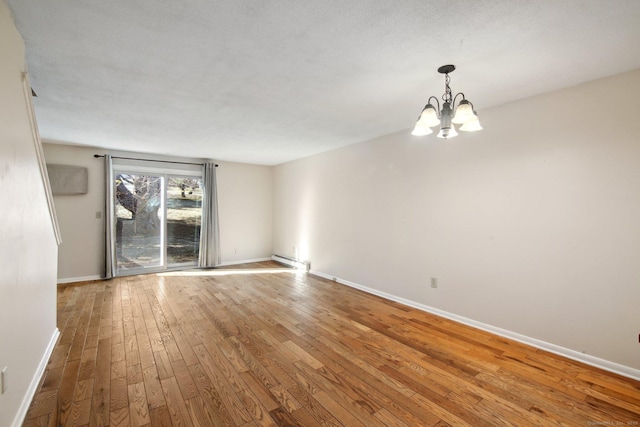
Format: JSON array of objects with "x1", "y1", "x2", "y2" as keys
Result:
[{"x1": 271, "y1": 254, "x2": 310, "y2": 271}]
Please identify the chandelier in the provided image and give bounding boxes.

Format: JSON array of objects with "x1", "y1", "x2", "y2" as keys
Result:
[{"x1": 412, "y1": 65, "x2": 482, "y2": 138}]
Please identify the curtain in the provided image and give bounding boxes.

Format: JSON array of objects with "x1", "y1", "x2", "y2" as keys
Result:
[
  {"x1": 198, "y1": 162, "x2": 221, "y2": 268},
  {"x1": 104, "y1": 155, "x2": 116, "y2": 279}
]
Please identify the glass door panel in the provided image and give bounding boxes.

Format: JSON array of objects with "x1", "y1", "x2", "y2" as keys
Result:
[
  {"x1": 167, "y1": 177, "x2": 202, "y2": 266},
  {"x1": 115, "y1": 173, "x2": 164, "y2": 274}
]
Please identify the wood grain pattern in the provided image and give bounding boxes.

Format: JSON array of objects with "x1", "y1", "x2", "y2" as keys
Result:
[
  {"x1": 23, "y1": 261, "x2": 640, "y2": 426},
  {"x1": 127, "y1": 381, "x2": 150, "y2": 427}
]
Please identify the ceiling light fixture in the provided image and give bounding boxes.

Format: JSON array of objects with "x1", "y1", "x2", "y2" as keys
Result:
[{"x1": 412, "y1": 64, "x2": 482, "y2": 139}]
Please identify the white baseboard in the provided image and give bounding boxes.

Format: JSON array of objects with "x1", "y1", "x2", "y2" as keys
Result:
[
  {"x1": 309, "y1": 269, "x2": 640, "y2": 381},
  {"x1": 217, "y1": 257, "x2": 271, "y2": 267},
  {"x1": 12, "y1": 328, "x2": 60, "y2": 427},
  {"x1": 58, "y1": 261, "x2": 278, "y2": 281},
  {"x1": 271, "y1": 254, "x2": 310, "y2": 271},
  {"x1": 57, "y1": 275, "x2": 102, "y2": 284}
]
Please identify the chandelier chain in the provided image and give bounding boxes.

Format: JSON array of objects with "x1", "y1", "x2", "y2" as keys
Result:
[{"x1": 442, "y1": 73, "x2": 452, "y2": 104}]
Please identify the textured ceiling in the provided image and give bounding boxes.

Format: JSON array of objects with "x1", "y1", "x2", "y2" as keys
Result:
[{"x1": 6, "y1": 0, "x2": 640, "y2": 165}]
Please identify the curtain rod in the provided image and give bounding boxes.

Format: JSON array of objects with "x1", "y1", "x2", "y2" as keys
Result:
[{"x1": 93, "y1": 154, "x2": 218, "y2": 167}]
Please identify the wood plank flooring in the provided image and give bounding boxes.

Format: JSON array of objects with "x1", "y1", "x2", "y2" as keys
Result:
[{"x1": 24, "y1": 261, "x2": 640, "y2": 426}]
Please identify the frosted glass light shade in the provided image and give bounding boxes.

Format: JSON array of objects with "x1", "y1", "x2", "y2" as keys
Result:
[
  {"x1": 452, "y1": 100, "x2": 473, "y2": 124},
  {"x1": 459, "y1": 112, "x2": 482, "y2": 132},
  {"x1": 417, "y1": 104, "x2": 440, "y2": 127},
  {"x1": 437, "y1": 126, "x2": 458, "y2": 139},
  {"x1": 412, "y1": 123, "x2": 433, "y2": 136}
]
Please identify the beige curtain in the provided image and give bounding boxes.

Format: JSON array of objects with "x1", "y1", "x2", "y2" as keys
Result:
[
  {"x1": 198, "y1": 162, "x2": 220, "y2": 267},
  {"x1": 104, "y1": 154, "x2": 116, "y2": 278}
]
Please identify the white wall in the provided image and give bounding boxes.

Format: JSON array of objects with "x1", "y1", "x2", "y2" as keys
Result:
[
  {"x1": 43, "y1": 144, "x2": 273, "y2": 281},
  {"x1": 0, "y1": 2, "x2": 59, "y2": 426},
  {"x1": 42, "y1": 144, "x2": 105, "y2": 280},
  {"x1": 217, "y1": 161, "x2": 273, "y2": 264},
  {"x1": 273, "y1": 69, "x2": 640, "y2": 373}
]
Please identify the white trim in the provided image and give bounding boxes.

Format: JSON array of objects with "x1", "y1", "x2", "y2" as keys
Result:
[
  {"x1": 22, "y1": 72, "x2": 61, "y2": 245},
  {"x1": 57, "y1": 275, "x2": 103, "y2": 284},
  {"x1": 309, "y1": 269, "x2": 640, "y2": 381},
  {"x1": 11, "y1": 328, "x2": 60, "y2": 427},
  {"x1": 217, "y1": 257, "x2": 271, "y2": 267}
]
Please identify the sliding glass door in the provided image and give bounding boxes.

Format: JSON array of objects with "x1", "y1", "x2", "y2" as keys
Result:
[
  {"x1": 113, "y1": 168, "x2": 202, "y2": 275},
  {"x1": 115, "y1": 173, "x2": 164, "y2": 271},
  {"x1": 167, "y1": 177, "x2": 202, "y2": 266}
]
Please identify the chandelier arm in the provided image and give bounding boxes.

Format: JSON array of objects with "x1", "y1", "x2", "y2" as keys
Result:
[
  {"x1": 452, "y1": 92, "x2": 466, "y2": 108},
  {"x1": 427, "y1": 96, "x2": 440, "y2": 112}
]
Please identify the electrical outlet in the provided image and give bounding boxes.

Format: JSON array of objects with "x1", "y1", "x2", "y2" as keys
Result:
[
  {"x1": 430, "y1": 277, "x2": 438, "y2": 288},
  {"x1": 1, "y1": 367, "x2": 7, "y2": 394},
  {"x1": 95, "y1": 211, "x2": 102, "y2": 219}
]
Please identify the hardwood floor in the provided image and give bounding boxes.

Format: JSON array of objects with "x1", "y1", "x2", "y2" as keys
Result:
[{"x1": 24, "y1": 261, "x2": 640, "y2": 426}]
